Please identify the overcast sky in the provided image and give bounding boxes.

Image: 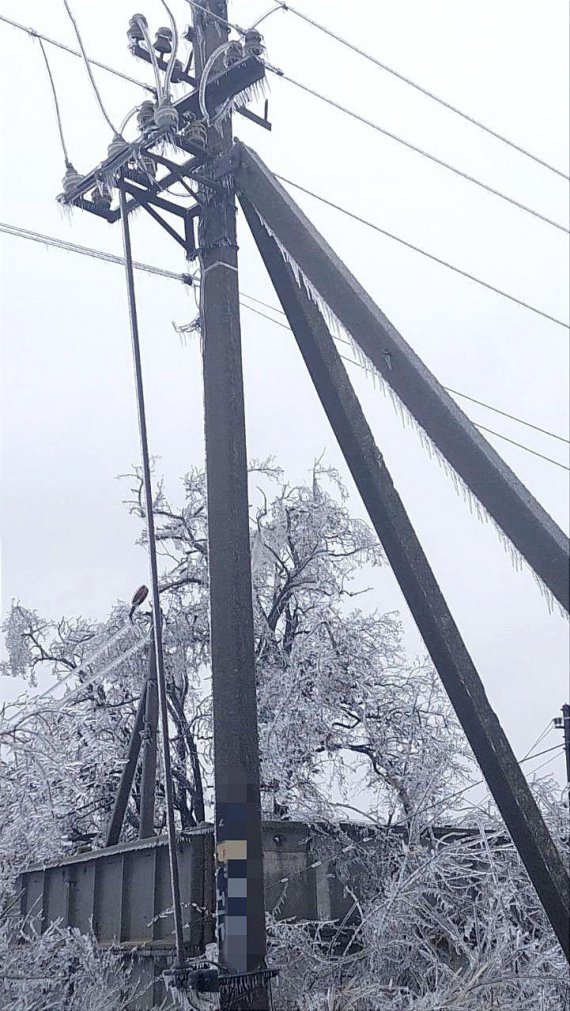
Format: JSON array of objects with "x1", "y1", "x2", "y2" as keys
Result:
[{"x1": 1, "y1": 0, "x2": 569, "y2": 791}]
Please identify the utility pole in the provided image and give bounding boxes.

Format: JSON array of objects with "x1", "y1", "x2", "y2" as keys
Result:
[
  {"x1": 555, "y1": 704, "x2": 570, "y2": 785},
  {"x1": 139, "y1": 622, "x2": 159, "y2": 838},
  {"x1": 191, "y1": 3, "x2": 269, "y2": 1005}
]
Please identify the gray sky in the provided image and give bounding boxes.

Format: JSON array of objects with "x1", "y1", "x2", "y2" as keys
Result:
[{"x1": 1, "y1": 0, "x2": 569, "y2": 789}]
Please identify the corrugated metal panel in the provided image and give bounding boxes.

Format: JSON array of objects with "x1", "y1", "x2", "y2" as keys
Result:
[{"x1": 18, "y1": 821, "x2": 411, "y2": 949}]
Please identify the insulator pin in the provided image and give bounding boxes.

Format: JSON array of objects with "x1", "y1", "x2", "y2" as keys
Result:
[
  {"x1": 90, "y1": 183, "x2": 112, "y2": 210},
  {"x1": 127, "y1": 14, "x2": 147, "y2": 48},
  {"x1": 107, "y1": 134, "x2": 129, "y2": 160},
  {"x1": 137, "y1": 100, "x2": 156, "y2": 133},
  {"x1": 224, "y1": 41, "x2": 244, "y2": 67},
  {"x1": 154, "y1": 26, "x2": 173, "y2": 54},
  {"x1": 62, "y1": 162, "x2": 83, "y2": 196},
  {"x1": 154, "y1": 101, "x2": 179, "y2": 132},
  {"x1": 182, "y1": 117, "x2": 207, "y2": 149},
  {"x1": 243, "y1": 29, "x2": 264, "y2": 57}
]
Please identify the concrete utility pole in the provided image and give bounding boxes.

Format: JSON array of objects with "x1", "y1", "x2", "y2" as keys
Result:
[
  {"x1": 555, "y1": 704, "x2": 570, "y2": 786},
  {"x1": 191, "y1": 3, "x2": 268, "y2": 1004}
]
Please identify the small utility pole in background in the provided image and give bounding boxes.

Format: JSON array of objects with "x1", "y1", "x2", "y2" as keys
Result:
[
  {"x1": 139, "y1": 622, "x2": 159, "y2": 838},
  {"x1": 554, "y1": 704, "x2": 570, "y2": 785},
  {"x1": 191, "y1": 1, "x2": 269, "y2": 1005}
]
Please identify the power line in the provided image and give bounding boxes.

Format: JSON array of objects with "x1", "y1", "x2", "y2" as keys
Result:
[
  {"x1": 4, "y1": 9, "x2": 569, "y2": 245},
  {"x1": 61, "y1": 0, "x2": 119, "y2": 137},
  {"x1": 2, "y1": 220, "x2": 567, "y2": 469},
  {"x1": 273, "y1": 2, "x2": 570, "y2": 182},
  {"x1": 1, "y1": 634, "x2": 148, "y2": 734},
  {"x1": 238, "y1": 294, "x2": 569, "y2": 444},
  {"x1": 36, "y1": 37, "x2": 71, "y2": 166},
  {"x1": 265, "y1": 65, "x2": 570, "y2": 236},
  {"x1": 445, "y1": 389, "x2": 569, "y2": 445},
  {"x1": 0, "y1": 221, "x2": 188, "y2": 282},
  {"x1": 238, "y1": 300, "x2": 570, "y2": 472},
  {"x1": 401, "y1": 743, "x2": 566, "y2": 820},
  {"x1": 185, "y1": 0, "x2": 245, "y2": 34},
  {"x1": 273, "y1": 176, "x2": 570, "y2": 330},
  {"x1": 0, "y1": 12, "x2": 153, "y2": 92},
  {"x1": 474, "y1": 424, "x2": 569, "y2": 472},
  {"x1": 3, "y1": 13, "x2": 568, "y2": 329}
]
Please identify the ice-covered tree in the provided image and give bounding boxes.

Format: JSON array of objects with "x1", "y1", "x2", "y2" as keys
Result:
[{"x1": 1, "y1": 461, "x2": 567, "y2": 1009}]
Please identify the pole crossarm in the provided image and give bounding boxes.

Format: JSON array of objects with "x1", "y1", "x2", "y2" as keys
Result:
[
  {"x1": 234, "y1": 143, "x2": 570, "y2": 613},
  {"x1": 240, "y1": 194, "x2": 570, "y2": 959}
]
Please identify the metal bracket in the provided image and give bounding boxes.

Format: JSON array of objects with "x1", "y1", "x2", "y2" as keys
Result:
[{"x1": 211, "y1": 146, "x2": 242, "y2": 181}]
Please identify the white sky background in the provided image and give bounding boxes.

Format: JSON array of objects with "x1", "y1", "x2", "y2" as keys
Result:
[{"x1": 0, "y1": 0, "x2": 569, "y2": 794}]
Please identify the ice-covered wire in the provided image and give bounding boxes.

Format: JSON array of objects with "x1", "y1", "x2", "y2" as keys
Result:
[
  {"x1": 273, "y1": 175, "x2": 570, "y2": 330},
  {"x1": 186, "y1": 0, "x2": 244, "y2": 35},
  {"x1": 36, "y1": 37, "x2": 71, "y2": 166},
  {"x1": 61, "y1": 0, "x2": 120, "y2": 137},
  {"x1": 521, "y1": 720, "x2": 554, "y2": 762},
  {"x1": 474, "y1": 424, "x2": 569, "y2": 472},
  {"x1": 238, "y1": 300, "x2": 570, "y2": 471},
  {"x1": 0, "y1": 220, "x2": 189, "y2": 283},
  {"x1": 252, "y1": 4, "x2": 284, "y2": 29},
  {"x1": 159, "y1": 0, "x2": 180, "y2": 102},
  {"x1": 2, "y1": 219, "x2": 566, "y2": 458},
  {"x1": 198, "y1": 41, "x2": 233, "y2": 124},
  {"x1": 120, "y1": 104, "x2": 143, "y2": 136},
  {"x1": 274, "y1": 2, "x2": 570, "y2": 182},
  {"x1": 0, "y1": 12, "x2": 152, "y2": 90},
  {"x1": 2, "y1": 634, "x2": 149, "y2": 735},
  {"x1": 134, "y1": 14, "x2": 165, "y2": 103},
  {"x1": 264, "y1": 65, "x2": 570, "y2": 235}
]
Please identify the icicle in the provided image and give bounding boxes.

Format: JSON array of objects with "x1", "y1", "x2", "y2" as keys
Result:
[{"x1": 256, "y1": 214, "x2": 566, "y2": 617}]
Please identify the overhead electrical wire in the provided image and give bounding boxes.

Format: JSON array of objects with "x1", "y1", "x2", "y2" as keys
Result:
[
  {"x1": 238, "y1": 300, "x2": 570, "y2": 472},
  {"x1": 185, "y1": 0, "x2": 245, "y2": 34},
  {"x1": 3, "y1": 16, "x2": 568, "y2": 329},
  {"x1": 521, "y1": 720, "x2": 555, "y2": 762},
  {"x1": 272, "y1": 2, "x2": 570, "y2": 182},
  {"x1": 159, "y1": 0, "x2": 180, "y2": 102},
  {"x1": 0, "y1": 12, "x2": 154, "y2": 91},
  {"x1": 238, "y1": 295, "x2": 565, "y2": 448},
  {"x1": 3, "y1": 8, "x2": 569, "y2": 242},
  {"x1": 265, "y1": 66, "x2": 570, "y2": 236},
  {"x1": 273, "y1": 176, "x2": 570, "y2": 330},
  {"x1": 1, "y1": 635, "x2": 149, "y2": 735},
  {"x1": 403, "y1": 742, "x2": 567, "y2": 819},
  {"x1": 0, "y1": 221, "x2": 188, "y2": 281},
  {"x1": 182, "y1": 4, "x2": 570, "y2": 229},
  {"x1": 61, "y1": 0, "x2": 120, "y2": 136},
  {"x1": 36, "y1": 37, "x2": 72, "y2": 167},
  {"x1": 473, "y1": 424, "x2": 569, "y2": 472},
  {"x1": 2, "y1": 219, "x2": 567, "y2": 469},
  {"x1": 443, "y1": 389, "x2": 569, "y2": 445}
]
